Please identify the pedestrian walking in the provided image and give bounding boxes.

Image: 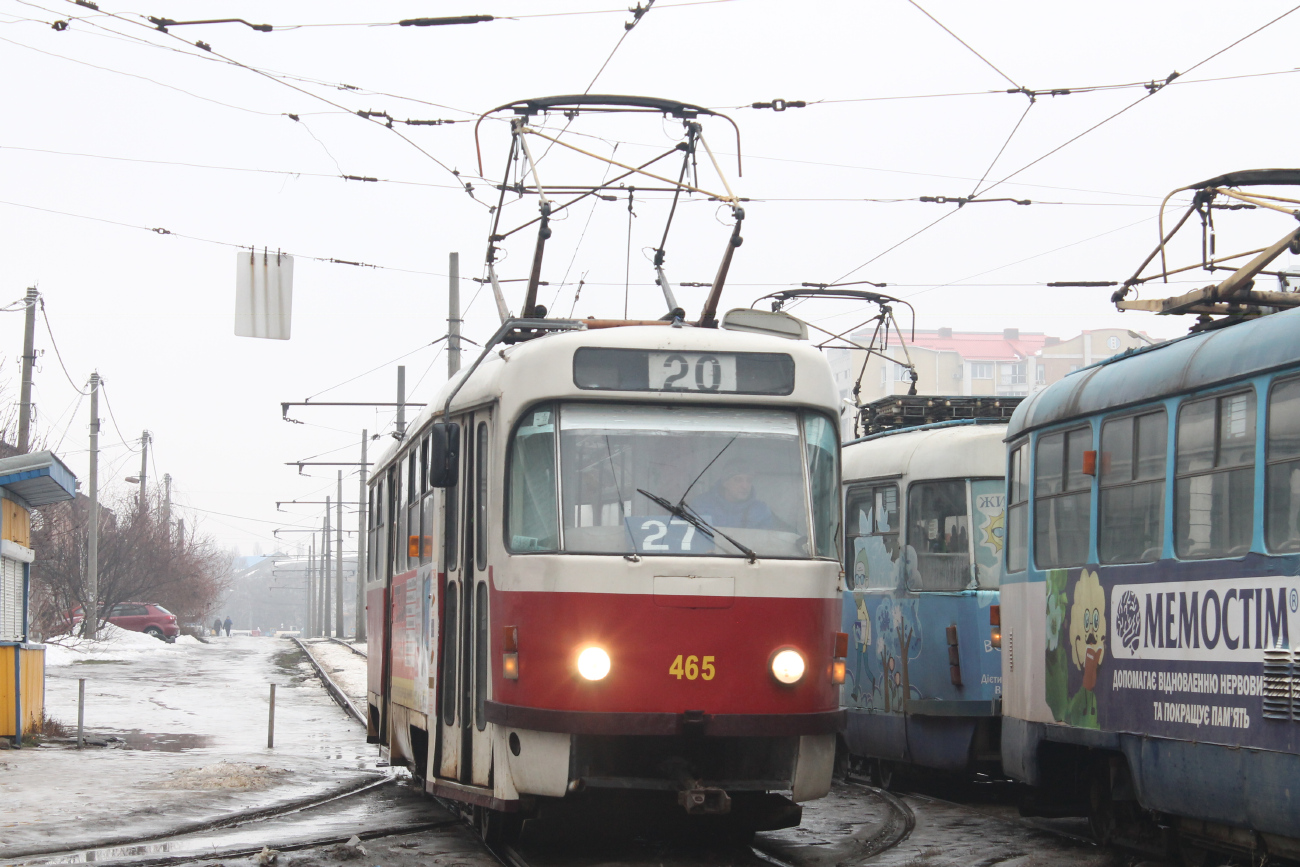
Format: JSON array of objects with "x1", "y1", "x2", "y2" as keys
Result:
[
  {"x1": 212, "y1": 617, "x2": 222, "y2": 637},
  {"x1": 223, "y1": 616, "x2": 233, "y2": 637}
]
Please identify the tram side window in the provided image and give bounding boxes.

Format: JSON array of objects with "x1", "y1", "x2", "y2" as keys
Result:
[
  {"x1": 1006, "y1": 442, "x2": 1027, "y2": 573},
  {"x1": 804, "y1": 413, "x2": 841, "y2": 560},
  {"x1": 420, "y1": 435, "x2": 436, "y2": 565},
  {"x1": 908, "y1": 481, "x2": 971, "y2": 591},
  {"x1": 394, "y1": 454, "x2": 408, "y2": 574},
  {"x1": 1176, "y1": 391, "x2": 1255, "y2": 559},
  {"x1": 407, "y1": 450, "x2": 420, "y2": 567},
  {"x1": 506, "y1": 405, "x2": 559, "y2": 552},
  {"x1": 1034, "y1": 427, "x2": 1092, "y2": 569},
  {"x1": 1099, "y1": 409, "x2": 1167, "y2": 563},
  {"x1": 369, "y1": 481, "x2": 381, "y2": 581},
  {"x1": 845, "y1": 484, "x2": 900, "y2": 590},
  {"x1": 445, "y1": 426, "x2": 459, "y2": 573},
  {"x1": 1266, "y1": 377, "x2": 1300, "y2": 552},
  {"x1": 476, "y1": 422, "x2": 489, "y2": 569}
]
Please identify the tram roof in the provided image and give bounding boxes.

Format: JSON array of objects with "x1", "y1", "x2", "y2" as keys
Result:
[
  {"x1": 843, "y1": 421, "x2": 1009, "y2": 483},
  {"x1": 371, "y1": 323, "x2": 838, "y2": 475},
  {"x1": 1007, "y1": 306, "x2": 1300, "y2": 439}
]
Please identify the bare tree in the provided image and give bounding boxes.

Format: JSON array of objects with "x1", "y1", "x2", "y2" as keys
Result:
[{"x1": 30, "y1": 488, "x2": 233, "y2": 638}]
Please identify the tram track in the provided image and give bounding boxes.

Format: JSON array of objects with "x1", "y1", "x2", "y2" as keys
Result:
[
  {"x1": 327, "y1": 636, "x2": 368, "y2": 658},
  {"x1": 3, "y1": 775, "x2": 422, "y2": 866},
  {"x1": 291, "y1": 636, "x2": 366, "y2": 724}
]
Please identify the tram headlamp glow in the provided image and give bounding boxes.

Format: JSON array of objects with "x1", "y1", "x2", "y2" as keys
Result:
[
  {"x1": 577, "y1": 646, "x2": 611, "y2": 681},
  {"x1": 770, "y1": 649, "x2": 805, "y2": 685}
]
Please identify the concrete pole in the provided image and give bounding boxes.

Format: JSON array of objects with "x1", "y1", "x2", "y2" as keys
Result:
[
  {"x1": 17, "y1": 287, "x2": 38, "y2": 453},
  {"x1": 84, "y1": 373, "x2": 100, "y2": 639},
  {"x1": 335, "y1": 471, "x2": 343, "y2": 638},
  {"x1": 138, "y1": 431, "x2": 150, "y2": 516},
  {"x1": 322, "y1": 507, "x2": 331, "y2": 638},
  {"x1": 449, "y1": 253, "x2": 461, "y2": 378},
  {"x1": 396, "y1": 366, "x2": 406, "y2": 439},
  {"x1": 162, "y1": 473, "x2": 172, "y2": 544},
  {"x1": 356, "y1": 430, "x2": 368, "y2": 642},
  {"x1": 306, "y1": 537, "x2": 315, "y2": 638}
]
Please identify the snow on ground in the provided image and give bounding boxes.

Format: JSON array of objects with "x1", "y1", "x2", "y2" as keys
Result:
[
  {"x1": 0, "y1": 636, "x2": 383, "y2": 856},
  {"x1": 42, "y1": 623, "x2": 205, "y2": 666},
  {"x1": 158, "y1": 761, "x2": 291, "y2": 791},
  {"x1": 302, "y1": 640, "x2": 368, "y2": 709}
]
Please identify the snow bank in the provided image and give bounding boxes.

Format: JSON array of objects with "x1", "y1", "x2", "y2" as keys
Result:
[
  {"x1": 157, "y1": 761, "x2": 290, "y2": 791},
  {"x1": 42, "y1": 623, "x2": 200, "y2": 666}
]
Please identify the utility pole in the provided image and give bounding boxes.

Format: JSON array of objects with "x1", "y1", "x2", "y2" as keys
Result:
[
  {"x1": 356, "y1": 430, "x2": 367, "y2": 642},
  {"x1": 449, "y1": 253, "x2": 461, "y2": 377},
  {"x1": 83, "y1": 373, "x2": 100, "y2": 639},
  {"x1": 306, "y1": 536, "x2": 315, "y2": 637},
  {"x1": 396, "y1": 366, "x2": 407, "y2": 439},
  {"x1": 17, "y1": 288, "x2": 38, "y2": 453},
  {"x1": 335, "y1": 471, "x2": 344, "y2": 637},
  {"x1": 162, "y1": 474, "x2": 172, "y2": 544},
  {"x1": 138, "y1": 431, "x2": 151, "y2": 515},
  {"x1": 322, "y1": 507, "x2": 331, "y2": 638}
]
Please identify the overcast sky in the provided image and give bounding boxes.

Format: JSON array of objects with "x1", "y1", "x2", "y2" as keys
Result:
[{"x1": 3, "y1": 0, "x2": 1299, "y2": 555}]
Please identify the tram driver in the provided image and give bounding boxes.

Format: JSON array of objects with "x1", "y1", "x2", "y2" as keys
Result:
[{"x1": 692, "y1": 458, "x2": 780, "y2": 530}]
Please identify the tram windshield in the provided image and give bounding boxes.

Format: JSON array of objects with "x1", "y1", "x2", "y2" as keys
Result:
[{"x1": 507, "y1": 403, "x2": 839, "y2": 559}]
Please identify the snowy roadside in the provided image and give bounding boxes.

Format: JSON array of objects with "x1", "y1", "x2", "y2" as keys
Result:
[{"x1": 0, "y1": 633, "x2": 382, "y2": 856}]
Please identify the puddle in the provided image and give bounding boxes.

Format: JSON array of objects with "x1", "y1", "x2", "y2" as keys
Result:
[{"x1": 116, "y1": 731, "x2": 214, "y2": 752}]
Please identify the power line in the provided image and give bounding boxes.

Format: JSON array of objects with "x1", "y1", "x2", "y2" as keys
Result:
[
  {"x1": 830, "y1": 4, "x2": 1300, "y2": 284},
  {"x1": 0, "y1": 32, "x2": 289, "y2": 116},
  {"x1": 734, "y1": 66, "x2": 1300, "y2": 110},
  {"x1": 304, "y1": 337, "x2": 447, "y2": 401},
  {"x1": 0, "y1": 196, "x2": 452, "y2": 277},
  {"x1": 38, "y1": 298, "x2": 89, "y2": 395},
  {"x1": 98, "y1": 381, "x2": 141, "y2": 453},
  {"x1": 53, "y1": 0, "x2": 491, "y2": 201},
  {"x1": 0, "y1": 143, "x2": 467, "y2": 190},
  {"x1": 973, "y1": 2, "x2": 1300, "y2": 198},
  {"x1": 904, "y1": 0, "x2": 1019, "y2": 89}
]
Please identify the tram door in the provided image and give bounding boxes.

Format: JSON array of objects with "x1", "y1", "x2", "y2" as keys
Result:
[{"x1": 437, "y1": 411, "x2": 494, "y2": 787}]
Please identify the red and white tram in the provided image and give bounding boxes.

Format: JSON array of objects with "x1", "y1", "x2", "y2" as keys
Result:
[{"x1": 365, "y1": 315, "x2": 845, "y2": 838}]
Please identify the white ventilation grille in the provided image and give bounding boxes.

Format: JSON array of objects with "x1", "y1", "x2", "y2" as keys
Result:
[
  {"x1": 0, "y1": 556, "x2": 23, "y2": 642},
  {"x1": 1263, "y1": 646, "x2": 1293, "y2": 721}
]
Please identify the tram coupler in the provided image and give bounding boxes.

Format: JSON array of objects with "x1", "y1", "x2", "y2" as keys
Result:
[{"x1": 678, "y1": 786, "x2": 731, "y2": 815}]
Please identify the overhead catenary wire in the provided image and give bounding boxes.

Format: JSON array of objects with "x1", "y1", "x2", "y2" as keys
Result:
[
  {"x1": 52, "y1": 0, "x2": 490, "y2": 204},
  {"x1": 830, "y1": 3, "x2": 1300, "y2": 284},
  {"x1": 0, "y1": 196, "x2": 457, "y2": 277},
  {"x1": 904, "y1": 0, "x2": 1020, "y2": 90}
]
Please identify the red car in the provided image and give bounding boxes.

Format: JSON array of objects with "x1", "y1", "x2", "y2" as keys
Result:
[{"x1": 64, "y1": 602, "x2": 180, "y2": 641}]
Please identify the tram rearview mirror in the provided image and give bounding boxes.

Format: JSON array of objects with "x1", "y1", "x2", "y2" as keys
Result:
[{"x1": 428, "y1": 422, "x2": 460, "y2": 488}]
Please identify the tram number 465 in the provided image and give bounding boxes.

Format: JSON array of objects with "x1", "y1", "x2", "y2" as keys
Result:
[{"x1": 669, "y1": 654, "x2": 716, "y2": 680}]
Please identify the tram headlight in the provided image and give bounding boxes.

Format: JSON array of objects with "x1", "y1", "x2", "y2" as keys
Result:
[
  {"x1": 577, "y1": 646, "x2": 611, "y2": 681},
  {"x1": 770, "y1": 649, "x2": 805, "y2": 685}
]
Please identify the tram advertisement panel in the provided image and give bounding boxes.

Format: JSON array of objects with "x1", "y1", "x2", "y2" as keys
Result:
[
  {"x1": 389, "y1": 571, "x2": 431, "y2": 711},
  {"x1": 1043, "y1": 561, "x2": 1300, "y2": 753}
]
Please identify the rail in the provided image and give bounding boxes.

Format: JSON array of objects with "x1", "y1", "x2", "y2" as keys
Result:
[
  {"x1": 291, "y1": 636, "x2": 366, "y2": 724},
  {"x1": 328, "y1": 636, "x2": 368, "y2": 658}
]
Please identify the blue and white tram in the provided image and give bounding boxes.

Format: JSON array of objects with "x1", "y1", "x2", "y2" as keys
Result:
[
  {"x1": 1000, "y1": 307, "x2": 1300, "y2": 859},
  {"x1": 841, "y1": 419, "x2": 1008, "y2": 785}
]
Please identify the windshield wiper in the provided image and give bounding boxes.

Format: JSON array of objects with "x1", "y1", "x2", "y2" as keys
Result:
[{"x1": 636, "y1": 487, "x2": 759, "y2": 563}]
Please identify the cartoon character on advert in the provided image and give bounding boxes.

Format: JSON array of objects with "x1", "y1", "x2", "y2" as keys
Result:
[{"x1": 1045, "y1": 568, "x2": 1106, "y2": 729}]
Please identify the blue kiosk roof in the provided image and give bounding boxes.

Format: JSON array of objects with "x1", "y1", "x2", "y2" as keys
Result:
[{"x1": 0, "y1": 451, "x2": 78, "y2": 506}]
